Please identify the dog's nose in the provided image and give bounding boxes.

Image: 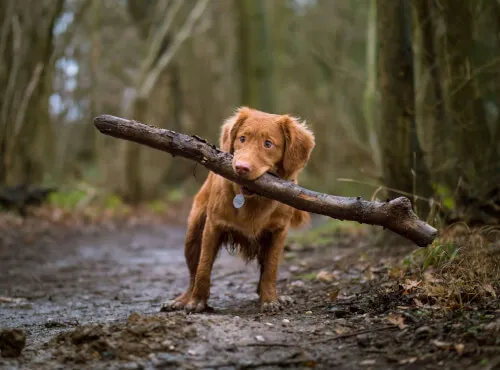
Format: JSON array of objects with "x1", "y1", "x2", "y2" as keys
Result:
[{"x1": 235, "y1": 161, "x2": 251, "y2": 176}]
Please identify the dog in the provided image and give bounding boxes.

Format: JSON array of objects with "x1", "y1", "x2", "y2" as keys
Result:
[{"x1": 162, "y1": 107, "x2": 315, "y2": 313}]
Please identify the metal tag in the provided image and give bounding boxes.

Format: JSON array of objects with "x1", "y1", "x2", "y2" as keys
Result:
[{"x1": 233, "y1": 194, "x2": 245, "y2": 209}]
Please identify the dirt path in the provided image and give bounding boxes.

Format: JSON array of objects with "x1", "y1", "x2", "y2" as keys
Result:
[{"x1": 0, "y1": 220, "x2": 499, "y2": 369}]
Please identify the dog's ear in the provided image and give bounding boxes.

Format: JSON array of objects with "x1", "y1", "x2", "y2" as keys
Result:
[
  {"x1": 220, "y1": 107, "x2": 251, "y2": 153},
  {"x1": 279, "y1": 115, "x2": 315, "y2": 180}
]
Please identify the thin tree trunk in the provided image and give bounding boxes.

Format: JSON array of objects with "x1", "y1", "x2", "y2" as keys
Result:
[
  {"x1": 376, "y1": 0, "x2": 433, "y2": 218},
  {"x1": 412, "y1": 0, "x2": 447, "y2": 180},
  {"x1": 0, "y1": 0, "x2": 63, "y2": 185},
  {"x1": 363, "y1": 0, "x2": 381, "y2": 173},
  {"x1": 432, "y1": 0, "x2": 491, "y2": 191},
  {"x1": 237, "y1": 0, "x2": 274, "y2": 111}
]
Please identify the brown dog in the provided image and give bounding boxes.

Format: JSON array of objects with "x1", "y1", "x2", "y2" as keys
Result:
[{"x1": 162, "y1": 107, "x2": 315, "y2": 313}]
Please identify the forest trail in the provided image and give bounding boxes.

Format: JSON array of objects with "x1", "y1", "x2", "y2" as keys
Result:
[{"x1": 0, "y1": 221, "x2": 498, "y2": 369}]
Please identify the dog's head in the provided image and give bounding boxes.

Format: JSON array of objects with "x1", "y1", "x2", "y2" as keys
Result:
[{"x1": 220, "y1": 107, "x2": 315, "y2": 194}]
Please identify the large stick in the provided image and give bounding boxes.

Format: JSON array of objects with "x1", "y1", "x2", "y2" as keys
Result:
[{"x1": 94, "y1": 115, "x2": 437, "y2": 247}]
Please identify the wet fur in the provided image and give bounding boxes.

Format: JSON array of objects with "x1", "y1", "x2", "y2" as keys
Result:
[{"x1": 168, "y1": 107, "x2": 315, "y2": 312}]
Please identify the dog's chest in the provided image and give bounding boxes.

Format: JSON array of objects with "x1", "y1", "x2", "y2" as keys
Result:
[{"x1": 228, "y1": 200, "x2": 277, "y2": 235}]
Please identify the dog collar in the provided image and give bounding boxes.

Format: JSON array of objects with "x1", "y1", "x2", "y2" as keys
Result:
[{"x1": 232, "y1": 170, "x2": 282, "y2": 209}]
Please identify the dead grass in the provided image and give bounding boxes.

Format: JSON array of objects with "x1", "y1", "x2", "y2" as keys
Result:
[{"x1": 405, "y1": 223, "x2": 500, "y2": 309}]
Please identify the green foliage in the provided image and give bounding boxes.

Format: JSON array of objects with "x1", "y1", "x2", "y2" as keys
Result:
[
  {"x1": 166, "y1": 188, "x2": 185, "y2": 203},
  {"x1": 404, "y1": 241, "x2": 461, "y2": 270},
  {"x1": 288, "y1": 219, "x2": 362, "y2": 247},
  {"x1": 434, "y1": 184, "x2": 455, "y2": 211},
  {"x1": 146, "y1": 188, "x2": 186, "y2": 214},
  {"x1": 296, "y1": 272, "x2": 318, "y2": 281},
  {"x1": 48, "y1": 189, "x2": 129, "y2": 212},
  {"x1": 48, "y1": 189, "x2": 87, "y2": 209},
  {"x1": 104, "y1": 194, "x2": 125, "y2": 209},
  {"x1": 147, "y1": 199, "x2": 168, "y2": 214}
]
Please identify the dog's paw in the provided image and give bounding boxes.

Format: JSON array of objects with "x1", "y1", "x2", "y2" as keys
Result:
[
  {"x1": 260, "y1": 295, "x2": 294, "y2": 313},
  {"x1": 185, "y1": 298, "x2": 208, "y2": 313},
  {"x1": 160, "y1": 300, "x2": 186, "y2": 312}
]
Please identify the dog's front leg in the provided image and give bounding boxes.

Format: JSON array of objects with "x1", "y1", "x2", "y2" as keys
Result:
[
  {"x1": 185, "y1": 218, "x2": 221, "y2": 313},
  {"x1": 259, "y1": 229, "x2": 294, "y2": 313}
]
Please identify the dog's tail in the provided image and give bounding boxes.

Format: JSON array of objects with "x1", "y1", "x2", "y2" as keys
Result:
[{"x1": 290, "y1": 209, "x2": 310, "y2": 228}]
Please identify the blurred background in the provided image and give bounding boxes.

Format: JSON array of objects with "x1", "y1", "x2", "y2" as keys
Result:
[{"x1": 0, "y1": 0, "x2": 499, "y2": 227}]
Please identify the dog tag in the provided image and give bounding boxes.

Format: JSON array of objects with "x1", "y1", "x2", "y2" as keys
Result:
[{"x1": 233, "y1": 194, "x2": 245, "y2": 209}]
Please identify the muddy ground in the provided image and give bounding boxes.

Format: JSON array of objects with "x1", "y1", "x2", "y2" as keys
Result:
[{"x1": 0, "y1": 214, "x2": 499, "y2": 369}]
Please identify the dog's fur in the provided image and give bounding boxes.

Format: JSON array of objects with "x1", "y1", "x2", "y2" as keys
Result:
[{"x1": 163, "y1": 107, "x2": 315, "y2": 313}]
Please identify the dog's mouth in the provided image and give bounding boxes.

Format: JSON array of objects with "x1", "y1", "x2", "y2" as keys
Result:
[{"x1": 240, "y1": 186, "x2": 255, "y2": 196}]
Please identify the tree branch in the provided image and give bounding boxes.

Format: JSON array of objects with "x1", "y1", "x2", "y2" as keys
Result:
[
  {"x1": 139, "y1": 0, "x2": 183, "y2": 80},
  {"x1": 138, "y1": 0, "x2": 210, "y2": 98},
  {"x1": 93, "y1": 114, "x2": 438, "y2": 247}
]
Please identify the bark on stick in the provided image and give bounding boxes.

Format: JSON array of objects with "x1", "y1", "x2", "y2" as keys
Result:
[{"x1": 94, "y1": 114, "x2": 438, "y2": 247}]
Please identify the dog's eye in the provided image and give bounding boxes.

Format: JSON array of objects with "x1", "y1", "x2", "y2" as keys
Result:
[
  {"x1": 264, "y1": 140, "x2": 273, "y2": 148},
  {"x1": 239, "y1": 136, "x2": 246, "y2": 143}
]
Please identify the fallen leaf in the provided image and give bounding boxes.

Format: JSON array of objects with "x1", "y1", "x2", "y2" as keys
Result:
[
  {"x1": 290, "y1": 280, "x2": 305, "y2": 288},
  {"x1": 327, "y1": 288, "x2": 340, "y2": 301},
  {"x1": 423, "y1": 271, "x2": 440, "y2": 283},
  {"x1": 402, "y1": 279, "x2": 421, "y2": 294},
  {"x1": 482, "y1": 284, "x2": 497, "y2": 298},
  {"x1": 364, "y1": 270, "x2": 376, "y2": 281},
  {"x1": 387, "y1": 314, "x2": 407, "y2": 329},
  {"x1": 388, "y1": 267, "x2": 404, "y2": 279},
  {"x1": 316, "y1": 270, "x2": 335, "y2": 282},
  {"x1": 334, "y1": 326, "x2": 348, "y2": 335}
]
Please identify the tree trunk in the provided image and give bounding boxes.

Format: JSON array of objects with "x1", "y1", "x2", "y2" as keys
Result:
[
  {"x1": 432, "y1": 0, "x2": 491, "y2": 192},
  {"x1": 122, "y1": 0, "x2": 177, "y2": 203},
  {"x1": 376, "y1": 0, "x2": 433, "y2": 219},
  {"x1": 0, "y1": 0, "x2": 63, "y2": 185},
  {"x1": 237, "y1": 0, "x2": 274, "y2": 111},
  {"x1": 363, "y1": 0, "x2": 381, "y2": 173},
  {"x1": 430, "y1": 0, "x2": 499, "y2": 223},
  {"x1": 411, "y1": 0, "x2": 447, "y2": 181}
]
